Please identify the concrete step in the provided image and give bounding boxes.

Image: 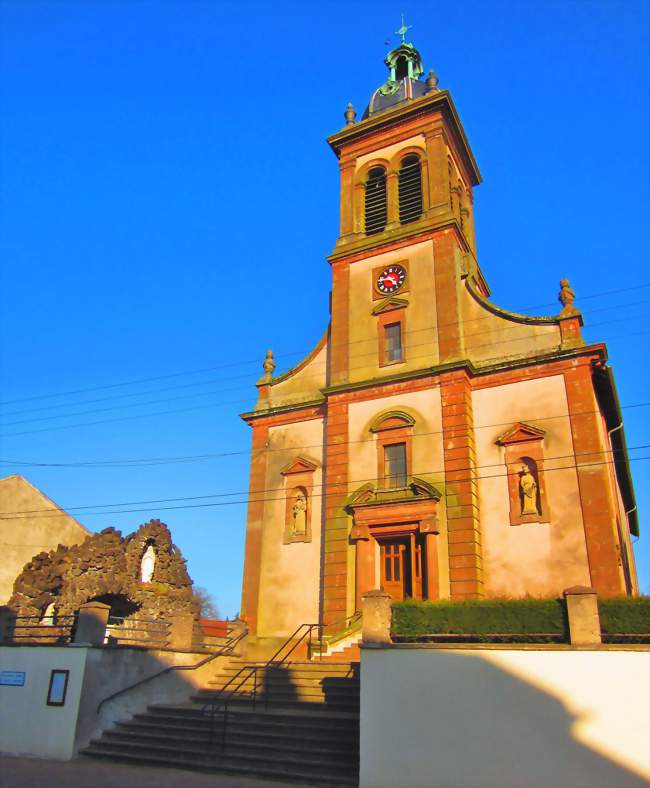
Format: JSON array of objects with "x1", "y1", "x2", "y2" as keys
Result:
[
  {"x1": 82, "y1": 739, "x2": 358, "y2": 783},
  {"x1": 82, "y1": 659, "x2": 360, "y2": 785},
  {"x1": 200, "y1": 683, "x2": 359, "y2": 700},
  {"x1": 130, "y1": 710, "x2": 359, "y2": 736},
  {"x1": 214, "y1": 668, "x2": 359, "y2": 683},
  {"x1": 207, "y1": 673, "x2": 360, "y2": 687},
  {"x1": 218, "y1": 662, "x2": 359, "y2": 675},
  {"x1": 81, "y1": 746, "x2": 357, "y2": 785},
  {"x1": 116, "y1": 720, "x2": 358, "y2": 751},
  {"x1": 192, "y1": 694, "x2": 359, "y2": 712},
  {"x1": 145, "y1": 702, "x2": 360, "y2": 722},
  {"x1": 105, "y1": 727, "x2": 358, "y2": 757}
]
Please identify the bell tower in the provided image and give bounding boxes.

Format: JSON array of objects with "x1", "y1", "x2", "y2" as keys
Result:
[{"x1": 326, "y1": 36, "x2": 482, "y2": 391}]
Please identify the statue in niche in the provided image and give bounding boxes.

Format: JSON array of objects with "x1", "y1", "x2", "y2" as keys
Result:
[
  {"x1": 40, "y1": 601, "x2": 56, "y2": 625},
  {"x1": 291, "y1": 491, "x2": 307, "y2": 537},
  {"x1": 520, "y1": 462, "x2": 539, "y2": 516},
  {"x1": 140, "y1": 544, "x2": 156, "y2": 583}
]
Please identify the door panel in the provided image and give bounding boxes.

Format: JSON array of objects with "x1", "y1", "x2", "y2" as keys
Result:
[{"x1": 380, "y1": 542, "x2": 405, "y2": 601}]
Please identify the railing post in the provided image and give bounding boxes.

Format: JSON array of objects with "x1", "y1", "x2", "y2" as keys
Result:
[
  {"x1": 168, "y1": 613, "x2": 194, "y2": 651},
  {"x1": 73, "y1": 601, "x2": 110, "y2": 646},
  {"x1": 563, "y1": 586, "x2": 602, "y2": 646},
  {"x1": 361, "y1": 589, "x2": 393, "y2": 645}
]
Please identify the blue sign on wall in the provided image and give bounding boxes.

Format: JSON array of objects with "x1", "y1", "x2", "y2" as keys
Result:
[{"x1": 0, "y1": 671, "x2": 26, "y2": 686}]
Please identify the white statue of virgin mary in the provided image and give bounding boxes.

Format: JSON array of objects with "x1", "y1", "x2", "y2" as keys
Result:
[{"x1": 141, "y1": 544, "x2": 156, "y2": 583}]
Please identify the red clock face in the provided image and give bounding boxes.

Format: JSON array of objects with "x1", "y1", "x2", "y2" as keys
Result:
[{"x1": 376, "y1": 265, "x2": 407, "y2": 295}]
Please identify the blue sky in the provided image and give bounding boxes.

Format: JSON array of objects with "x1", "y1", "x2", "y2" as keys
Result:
[{"x1": 1, "y1": 0, "x2": 648, "y2": 614}]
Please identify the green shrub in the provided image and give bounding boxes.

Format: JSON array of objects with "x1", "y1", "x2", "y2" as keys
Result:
[
  {"x1": 598, "y1": 597, "x2": 650, "y2": 635},
  {"x1": 391, "y1": 598, "x2": 567, "y2": 642}
]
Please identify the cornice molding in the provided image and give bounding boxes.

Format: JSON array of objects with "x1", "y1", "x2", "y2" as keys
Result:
[{"x1": 327, "y1": 90, "x2": 481, "y2": 186}]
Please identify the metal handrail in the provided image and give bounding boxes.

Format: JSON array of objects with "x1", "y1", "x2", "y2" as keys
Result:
[
  {"x1": 96, "y1": 624, "x2": 248, "y2": 714},
  {"x1": 203, "y1": 622, "x2": 322, "y2": 753},
  {"x1": 3, "y1": 613, "x2": 77, "y2": 644},
  {"x1": 107, "y1": 615, "x2": 170, "y2": 627}
]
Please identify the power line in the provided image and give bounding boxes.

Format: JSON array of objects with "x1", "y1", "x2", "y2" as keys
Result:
[
  {"x1": 2, "y1": 400, "x2": 648, "y2": 470},
  {"x1": 1, "y1": 406, "x2": 647, "y2": 514},
  {"x1": 2, "y1": 324, "x2": 649, "y2": 439},
  {"x1": 2, "y1": 281, "x2": 648, "y2": 409},
  {"x1": 3, "y1": 294, "x2": 649, "y2": 421},
  {"x1": 0, "y1": 452, "x2": 647, "y2": 521},
  {"x1": 0, "y1": 401, "x2": 650, "y2": 468}
]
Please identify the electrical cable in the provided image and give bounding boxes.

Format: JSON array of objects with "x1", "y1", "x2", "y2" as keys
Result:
[
  {"x1": 2, "y1": 280, "x2": 648, "y2": 408},
  {"x1": 0, "y1": 452, "x2": 647, "y2": 521},
  {"x1": 2, "y1": 324, "x2": 649, "y2": 438},
  {"x1": 3, "y1": 295, "x2": 649, "y2": 422}
]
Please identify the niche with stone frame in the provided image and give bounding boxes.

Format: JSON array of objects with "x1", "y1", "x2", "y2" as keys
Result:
[
  {"x1": 280, "y1": 456, "x2": 319, "y2": 544},
  {"x1": 496, "y1": 423, "x2": 550, "y2": 525}
]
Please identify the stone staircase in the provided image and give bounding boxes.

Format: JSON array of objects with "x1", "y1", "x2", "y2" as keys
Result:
[{"x1": 82, "y1": 657, "x2": 360, "y2": 785}]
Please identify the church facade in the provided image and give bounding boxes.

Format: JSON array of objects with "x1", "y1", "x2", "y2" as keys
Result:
[{"x1": 239, "y1": 39, "x2": 639, "y2": 643}]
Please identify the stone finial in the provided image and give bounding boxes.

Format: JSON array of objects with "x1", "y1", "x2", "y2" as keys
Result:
[
  {"x1": 558, "y1": 277, "x2": 579, "y2": 316},
  {"x1": 425, "y1": 69, "x2": 439, "y2": 92},
  {"x1": 261, "y1": 349, "x2": 275, "y2": 382},
  {"x1": 344, "y1": 102, "x2": 357, "y2": 126}
]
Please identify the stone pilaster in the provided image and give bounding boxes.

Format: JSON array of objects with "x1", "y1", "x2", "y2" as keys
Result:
[
  {"x1": 440, "y1": 370, "x2": 483, "y2": 598},
  {"x1": 240, "y1": 422, "x2": 270, "y2": 635},
  {"x1": 322, "y1": 398, "x2": 349, "y2": 628},
  {"x1": 564, "y1": 363, "x2": 625, "y2": 596}
]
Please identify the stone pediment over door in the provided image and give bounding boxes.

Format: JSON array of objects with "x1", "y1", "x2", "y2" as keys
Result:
[{"x1": 346, "y1": 478, "x2": 442, "y2": 541}]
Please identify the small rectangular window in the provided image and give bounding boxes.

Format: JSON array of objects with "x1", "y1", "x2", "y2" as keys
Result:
[
  {"x1": 384, "y1": 322, "x2": 403, "y2": 363},
  {"x1": 384, "y1": 443, "x2": 407, "y2": 487}
]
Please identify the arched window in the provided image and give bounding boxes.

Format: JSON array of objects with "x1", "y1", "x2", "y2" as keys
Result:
[
  {"x1": 365, "y1": 166, "x2": 387, "y2": 235},
  {"x1": 398, "y1": 155, "x2": 423, "y2": 224},
  {"x1": 395, "y1": 55, "x2": 409, "y2": 80}
]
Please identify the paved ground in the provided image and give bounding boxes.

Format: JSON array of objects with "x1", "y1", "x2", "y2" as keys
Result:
[{"x1": 0, "y1": 756, "x2": 313, "y2": 788}]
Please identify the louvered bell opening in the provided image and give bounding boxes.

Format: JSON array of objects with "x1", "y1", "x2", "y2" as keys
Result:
[
  {"x1": 365, "y1": 167, "x2": 387, "y2": 235},
  {"x1": 398, "y1": 156, "x2": 423, "y2": 224}
]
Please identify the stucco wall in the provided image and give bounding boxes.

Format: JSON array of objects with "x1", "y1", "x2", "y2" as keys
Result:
[
  {"x1": 0, "y1": 476, "x2": 90, "y2": 605},
  {"x1": 360, "y1": 646, "x2": 650, "y2": 788},
  {"x1": 266, "y1": 336, "x2": 328, "y2": 409},
  {"x1": 473, "y1": 376, "x2": 591, "y2": 597},
  {"x1": 459, "y1": 282, "x2": 561, "y2": 365},
  {"x1": 0, "y1": 645, "x2": 87, "y2": 759},
  {"x1": 347, "y1": 240, "x2": 439, "y2": 384},
  {"x1": 256, "y1": 419, "x2": 325, "y2": 638}
]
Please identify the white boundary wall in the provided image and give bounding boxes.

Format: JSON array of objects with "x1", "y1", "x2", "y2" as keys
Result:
[
  {"x1": 360, "y1": 646, "x2": 650, "y2": 788},
  {"x1": 0, "y1": 646, "x2": 87, "y2": 759},
  {"x1": 0, "y1": 645, "x2": 229, "y2": 759}
]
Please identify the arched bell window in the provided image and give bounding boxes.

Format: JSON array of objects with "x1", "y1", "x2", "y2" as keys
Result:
[
  {"x1": 398, "y1": 154, "x2": 423, "y2": 224},
  {"x1": 365, "y1": 166, "x2": 387, "y2": 235}
]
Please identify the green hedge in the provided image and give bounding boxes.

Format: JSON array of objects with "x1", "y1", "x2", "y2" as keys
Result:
[
  {"x1": 598, "y1": 597, "x2": 650, "y2": 635},
  {"x1": 391, "y1": 598, "x2": 567, "y2": 642}
]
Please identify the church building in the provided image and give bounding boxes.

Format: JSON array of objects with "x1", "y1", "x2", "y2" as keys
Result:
[{"x1": 239, "y1": 37, "x2": 639, "y2": 646}]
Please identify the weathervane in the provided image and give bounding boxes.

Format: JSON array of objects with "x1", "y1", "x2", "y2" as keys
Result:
[{"x1": 395, "y1": 13, "x2": 411, "y2": 44}]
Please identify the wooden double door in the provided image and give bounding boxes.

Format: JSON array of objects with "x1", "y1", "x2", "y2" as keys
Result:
[{"x1": 380, "y1": 535, "x2": 423, "y2": 601}]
